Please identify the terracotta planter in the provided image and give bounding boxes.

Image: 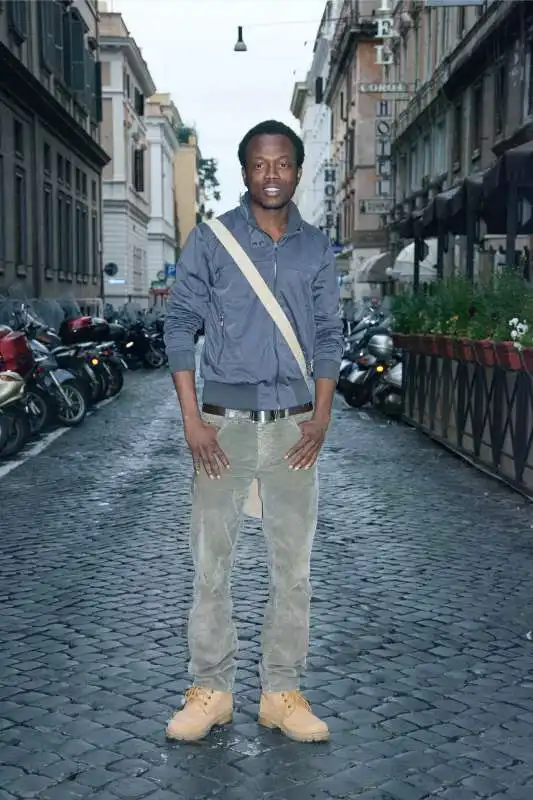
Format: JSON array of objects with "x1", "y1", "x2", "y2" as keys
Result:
[
  {"x1": 521, "y1": 347, "x2": 533, "y2": 372},
  {"x1": 494, "y1": 341, "x2": 522, "y2": 370},
  {"x1": 459, "y1": 338, "x2": 475, "y2": 362},
  {"x1": 473, "y1": 339, "x2": 496, "y2": 367},
  {"x1": 392, "y1": 333, "x2": 407, "y2": 348},
  {"x1": 439, "y1": 336, "x2": 455, "y2": 359}
]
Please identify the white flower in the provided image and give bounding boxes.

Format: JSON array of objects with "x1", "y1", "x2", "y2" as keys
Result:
[
  {"x1": 509, "y1": 317, "x2": 519, "y2": 326},
  {"x1": 517, "y1": 323, "x2": 529, "y2": 336},
  {"x1": 510, "y1": 329, "x2": 518, "y2": 339}
]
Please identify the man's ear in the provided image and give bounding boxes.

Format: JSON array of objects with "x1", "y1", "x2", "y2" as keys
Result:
[
  {"x1": 296, "y1": 167, "x2": 302, "y2": 186},
  {"x1": 241, "y1": 167, "x2": 248, "y2": 187}
]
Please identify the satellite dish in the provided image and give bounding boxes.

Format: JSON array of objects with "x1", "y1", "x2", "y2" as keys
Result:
[{"x1": 104, "y1": 262, "x2": 118, "y2": 277}]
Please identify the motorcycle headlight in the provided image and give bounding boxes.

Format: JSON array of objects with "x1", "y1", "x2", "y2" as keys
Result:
[
  {"x1": 90, "y1": 357, "x2": 99, "y2": 366},
  {"x1": 126, "y1": 341, "x2": 134, "y2": 348}
]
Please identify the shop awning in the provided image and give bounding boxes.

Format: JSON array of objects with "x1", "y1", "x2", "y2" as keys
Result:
[{"x1": 356, "y1": 252, "x2": 392, "y2": 283}]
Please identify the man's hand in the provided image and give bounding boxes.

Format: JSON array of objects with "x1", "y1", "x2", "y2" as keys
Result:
[
  {"x1": 285, "y1": 417, "x2": 329, "y2": 470},
  {"x1": 185, "y1": 418, "x2": 230, "y2": 479}
]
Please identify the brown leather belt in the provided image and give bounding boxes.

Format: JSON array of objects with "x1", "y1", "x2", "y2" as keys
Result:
[{"x1": 202, "y1": 402, "x2": 313, "y2": 423}]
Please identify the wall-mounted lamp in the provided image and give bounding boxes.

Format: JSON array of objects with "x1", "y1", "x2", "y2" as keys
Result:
[{"x1": 234, "y1": 26, "x2": 247, "y2": 52}]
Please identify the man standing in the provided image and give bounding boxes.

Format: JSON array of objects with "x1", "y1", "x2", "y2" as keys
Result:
[{"x1": 164, "y1": 120, "x2": 343, "y2": 743}]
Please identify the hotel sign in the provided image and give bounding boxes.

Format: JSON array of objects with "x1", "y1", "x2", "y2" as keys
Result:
[
  {"x1": 323, "y1": 161, "x2": 337, "y2": 242},
  {"x1": 374, "y1": 0, "x2": 394, "y2": 66}
]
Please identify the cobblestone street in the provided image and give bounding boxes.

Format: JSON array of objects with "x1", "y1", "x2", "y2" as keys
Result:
[{"x1": 2, "y1": 368, "x2": 533, "y2": 799}]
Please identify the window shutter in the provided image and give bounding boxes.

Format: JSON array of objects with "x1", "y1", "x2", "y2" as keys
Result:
[
  {"x1": 38, "y1": 1, "x2": 55, "y2": 70},
  {"x1": 94, "y1": 61, "x2": 103, "y2": 123},
  {"x1": 62, "y1": 10, "x2": 73, "y2": 86},
  {"x1": 70, "y1": 14, "x2": 86, "y2": 94},
  {"x1": 84, "y1": 50, "x2": 95, "y2": 113},
  {"x1": 53, "y1": 2, "x2": 64, "y2": 80}
]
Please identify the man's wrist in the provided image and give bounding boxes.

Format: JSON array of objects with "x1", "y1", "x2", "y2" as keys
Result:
[{"x1": 312, "y1": 409, "x2": 331, "y2": 428}]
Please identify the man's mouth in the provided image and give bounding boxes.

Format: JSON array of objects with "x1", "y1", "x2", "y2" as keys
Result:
[{"x1": 263, "y1": 186, "x2": 281, "y2": 197}]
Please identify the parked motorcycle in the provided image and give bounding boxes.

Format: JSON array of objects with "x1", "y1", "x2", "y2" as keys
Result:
[{"x1": 0, "y1": 370, "x2": 32, "y2": 457}]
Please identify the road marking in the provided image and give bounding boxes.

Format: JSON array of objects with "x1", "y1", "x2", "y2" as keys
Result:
[{"x1": 0, "y1": 394, "x2": 119, "y2": 481}]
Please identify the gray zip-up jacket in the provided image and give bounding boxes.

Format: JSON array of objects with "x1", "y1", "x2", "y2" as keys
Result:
[{"x1": 164, "y1": 194, "x2": 343, "y2": 411}]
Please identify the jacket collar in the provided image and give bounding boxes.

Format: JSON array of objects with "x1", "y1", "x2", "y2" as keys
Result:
[{"x1": 239, "y1": 191, "x2": 303, "y2": 237}]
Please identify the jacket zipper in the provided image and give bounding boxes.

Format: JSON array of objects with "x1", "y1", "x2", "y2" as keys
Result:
[{"x1": 273, "y1": 243, "x2": 280, "y2": 408}]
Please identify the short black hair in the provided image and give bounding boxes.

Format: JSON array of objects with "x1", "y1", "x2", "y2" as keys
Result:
[{"x1": 238, "y1": 120, "x2": 305, "y2": 169}]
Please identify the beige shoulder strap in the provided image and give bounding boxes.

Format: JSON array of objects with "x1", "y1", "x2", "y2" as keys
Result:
[{"x1": 205, "y1": 218, "x2": 307, "y2": 378}]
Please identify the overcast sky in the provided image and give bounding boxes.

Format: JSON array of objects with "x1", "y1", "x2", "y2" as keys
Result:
[{"x1": 110, "y1": 0, "x2": 326, "y2": 213}]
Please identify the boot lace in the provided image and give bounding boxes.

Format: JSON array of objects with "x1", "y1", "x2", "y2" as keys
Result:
[
  {"x1": 183, "y1": 686, "x2": 214, "y2": 712},
  {"x1": 281, "y1": 691, "x2": 311, "y2": 713}
]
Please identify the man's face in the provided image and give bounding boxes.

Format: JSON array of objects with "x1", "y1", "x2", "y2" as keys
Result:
[{"x1": 242, "y1": 134, "x2": 301, "y2": 211}]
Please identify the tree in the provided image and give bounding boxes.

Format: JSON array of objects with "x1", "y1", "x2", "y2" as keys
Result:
[{"x1": 197, "y1": 157, "x2": 221, "y2": 222}]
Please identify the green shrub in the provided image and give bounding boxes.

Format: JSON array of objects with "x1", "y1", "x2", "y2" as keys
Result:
[{"x1": 392, "y1": 272, "x2": 533, "y2": 345}]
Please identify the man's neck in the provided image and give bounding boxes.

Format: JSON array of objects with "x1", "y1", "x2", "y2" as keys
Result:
[{"x1": 250, "y1": 200, "x2": 290, "y2": 242}]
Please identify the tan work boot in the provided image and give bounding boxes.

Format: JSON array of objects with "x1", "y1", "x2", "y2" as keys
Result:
[
  {"x1": 165, "y1": 686, "x2": 233, "y2": 742},
  {"x1": 258, "y1": 691, "x2": 329, "y2": 742}
]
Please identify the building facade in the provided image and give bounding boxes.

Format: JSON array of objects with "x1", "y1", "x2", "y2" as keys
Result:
[
  {"x1": 173, "y1": 128, "x2": 201, "y2": 248},
  {"x1": 145, "y1": 96, "x2": 179, "y2": 293},
  {"x1": 290, "y1": 2, "x2": 335, "y2": 229},
  {"x1": 389, "y1": 0, "x2": 533, "y2": 278},
  {"x1": 99, "y1": 10, "x2": 156, "y2": 308},
  {"x1": 0, "y1": 0, "x2": 109, "y2": 310},
  {"x1": 324, "y1": 0, "x2": 398, "y2": 298}
]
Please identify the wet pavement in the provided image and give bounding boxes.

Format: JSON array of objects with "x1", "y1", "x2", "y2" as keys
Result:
[{"x1": 1, "y1": 367, "x2": 533, "y2": 799}]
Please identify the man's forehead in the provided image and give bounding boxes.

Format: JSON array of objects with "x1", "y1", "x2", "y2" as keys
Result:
[{"x1": 247, "y1": 134, "x2": 293, "y2": 157}]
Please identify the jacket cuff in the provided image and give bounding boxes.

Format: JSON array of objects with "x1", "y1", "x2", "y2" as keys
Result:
[
  {"x1": 313, "y1": 358, "x2": 340, "y2": 381},
  {"x1": 167, "y1": 350, "x2": 196, "y2": 373}
]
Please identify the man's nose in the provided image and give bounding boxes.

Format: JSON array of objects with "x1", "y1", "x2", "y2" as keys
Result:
[{"x1": 264, "y1": 163, "x2": 280, "y2": 180}]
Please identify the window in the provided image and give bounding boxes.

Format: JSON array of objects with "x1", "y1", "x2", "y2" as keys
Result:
[
  {"x1": 44, "y1": 143, "x2": 51, "y2": 175},
  {"x1": 64, "y1": 197, "x2": 73, "y2": 269},
  {"x1": 134, "y1": 88, "x2": 145, "y2": 117},
  {"x1": 57, "y1": 193, "x2": 64, "y2": 267},
  {"x1": 91, "y1": 213, "x2": 98, "y2": 275},
  {"x1": 91, "y1": 180, "x2": 97, "y2": 205},
  {"x1": 75, "y1": 204, "x2": 89, "y2": 275},
  {"x1": 0, "y1": 156, "x2": 4, "y2": 268},
  {"x1": 434, "y1": 118, "x2": 446, "y2": 174},
  {"x1": 75, "y1": 205, "x2": 82, "y2": 274},
  {"x1": 471, "y1": 82, "x2": 483, "y2": 156},
  {"x1": 65, "y1": 160, "x2": 71, "y2": 187},
  {"x1": 422, "y1": 135, "x2": 432, "y2": 179},
  {"x1": 133, "y1": 148, "x2": 145, "y2": 193},
  {"x1": 43, "y1": 186, "x2": 53, "y2": 270},
  {"x1": 82, "y1": 172, "x2": 87, "y2": 197},
  {"x1": 6, "y1": 0, "x2": 28, "y2": 42},
  {"x1": 494, "y1": 60, "x2": 506, "y2": 137},
  {"x1": 452, "y1": 101, "x2": 463, "y2": 168},
  {"x1": 14, "y1": 119, "x2": 24, "y2": 158},
  {"x1": 14, "y1": 169, "x2": 27, "y2": 266},
  {"x1": 75, "y1": 168, "x2": 81, "y2": 194},
  {"x1": 457, "y1": 6, "x2": 466, "y2": 37},
  {"x1": 524, "y1": 39, "x2": 533, "y2": 120},
  {"x1": 57, "y1": 153, "x2": 64, "y2": 182}
]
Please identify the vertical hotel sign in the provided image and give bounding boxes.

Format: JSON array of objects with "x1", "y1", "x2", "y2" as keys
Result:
[
  {"x1": 323, "y1": 160, "x2": 336, "y2": 242},
  {"x1": 375, "y1": 0, "x2": 394, "y2": 66}
]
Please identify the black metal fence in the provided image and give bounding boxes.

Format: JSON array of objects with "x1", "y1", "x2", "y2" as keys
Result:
[{"x1": 403, "y1": 349, "x2": 533, "y2": 498}]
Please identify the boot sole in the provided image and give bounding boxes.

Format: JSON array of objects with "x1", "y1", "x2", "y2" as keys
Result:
[
  {"x1": 166, "y1": 713, "x2": 233, "y2": 742},
  {"x1": 258, "y1": 715, "x2": 329, "y2": 742}
]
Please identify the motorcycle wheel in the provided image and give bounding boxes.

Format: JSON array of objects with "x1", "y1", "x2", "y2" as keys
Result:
[
  {"x1": 144, "y1": 345, "x2": 165, "y2": 369},
  {"x1": 0, "y1": 410, "x2": 31, "y2": 458},
  {"x1": 343, "y1": 388, "x2": 369, "y2": 408},
  {"x1": 0, "y1": 412, "x2": 10, "y2": 452},
  {"x1": 105, "y1": 363, "x2": 124, "y2": 397},
  {"x1": 25, "y1": 389, "x2": 50, "y2": 435},
  {"x1": 55, "y1": 380, "x2": 87, "y2": 427},
  {"x1": 93, "y1": 366, "x2": 109, "y2": 402}
]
